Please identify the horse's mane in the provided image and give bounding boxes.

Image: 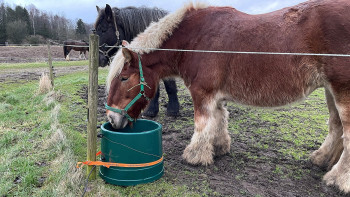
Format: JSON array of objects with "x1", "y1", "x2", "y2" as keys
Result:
[
  {"x1": 114, "y1": 6, "x2": 168, "y2": 42},
  {"x1": 107, "y1": 2, "x2": 208, "y2": 91}
]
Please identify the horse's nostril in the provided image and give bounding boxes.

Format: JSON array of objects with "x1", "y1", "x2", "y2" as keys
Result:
[{"x1": 108, "y1": 115, "x2": 114, "y2": 124}]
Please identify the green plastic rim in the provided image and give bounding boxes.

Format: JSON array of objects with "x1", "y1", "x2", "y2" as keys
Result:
[{"x1": 101, "y1": 119, "x2": 162, "y2": 135}]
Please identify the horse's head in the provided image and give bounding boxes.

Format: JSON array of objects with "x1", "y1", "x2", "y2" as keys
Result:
[
  {"x1": 106, "y1": 44, "x2": 157, "y2": 129},
  {"x1": 95, "y1": 4, "x2": 124, "y2": 67}
]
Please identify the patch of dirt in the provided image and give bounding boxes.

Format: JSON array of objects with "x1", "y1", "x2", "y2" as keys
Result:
[
  {"x1": 0, "y1": 46, "x2": 89, "y2": 84},
  {"x1": 78, "y1": 85, "x2": 108, "y2": 124},
  {"x1": 0, "y1": 46, "x2": 87, "y2": 63},
  {"x1": 0, "y1": 66, "x2": 88, "y2": 84},
  {"x1": 79, "y1": 83, "x2": 348, "y2": 197}
]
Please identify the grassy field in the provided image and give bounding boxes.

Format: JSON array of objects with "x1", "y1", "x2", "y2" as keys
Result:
[
  {"x1": 0, "y1": 61, "x2": 89, "y2": 71},
  {"x1": 0, "y1": 61, "x2": 335, "y2": 196},
  {"x1": 0, "y1": 62, "x2": 198, "y2": 197}
]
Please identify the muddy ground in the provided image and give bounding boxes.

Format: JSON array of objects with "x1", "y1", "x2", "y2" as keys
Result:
[
  {"x1": 78, "y1": 83, "x2": 348, "y2": 197},
  {"x1": 2, "y1": 46, "x2": 348, "y2": 197}
]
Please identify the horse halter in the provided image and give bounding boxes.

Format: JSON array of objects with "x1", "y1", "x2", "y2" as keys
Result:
[
  {"x1": 105, "y1": 54, "x2": 151, "y2": 122},
  {"x1": 99, "y1": 42, "x2": 119, "y2": 63}
]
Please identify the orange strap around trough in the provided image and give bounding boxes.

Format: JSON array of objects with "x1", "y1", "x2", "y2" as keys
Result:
[{"x1": 76, "y1": 151, "x2": 163, "y2": 168}]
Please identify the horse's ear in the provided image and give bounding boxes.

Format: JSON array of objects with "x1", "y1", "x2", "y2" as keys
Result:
[
  {"x1": 122, "y1": 48, "x2": 132, "y2": 63},
  {"x1": 122, "y1": 40, "x2": 129, "y2": 47},
  {"x1": 96, "y1": 6, "x2": 100, "y2": 13},
  {"x1": 105, "y1": 4, "x2": 113, "y2": 21}
]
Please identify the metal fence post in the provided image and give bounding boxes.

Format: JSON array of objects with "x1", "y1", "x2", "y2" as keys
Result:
[{"x1": 87, "y1": 33, "x2": 99, "y2": 179}]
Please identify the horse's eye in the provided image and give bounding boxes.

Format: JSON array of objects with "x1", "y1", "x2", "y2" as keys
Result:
[{"x1": 120, "y1": 76, "x2": 129, "y2": 82}]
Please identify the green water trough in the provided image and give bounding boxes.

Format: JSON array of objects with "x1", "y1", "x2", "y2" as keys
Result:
[{"x1": 99, "y1": 119, "x2": 163, "y2": 186}]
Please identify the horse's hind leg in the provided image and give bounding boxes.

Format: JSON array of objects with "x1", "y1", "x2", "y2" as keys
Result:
[
  {"x1": 311, "y1": 88, "x2": 343, "y2": 169},
  {"x1": 322, "y1": 90, "x2": 350, "y2": 193}
]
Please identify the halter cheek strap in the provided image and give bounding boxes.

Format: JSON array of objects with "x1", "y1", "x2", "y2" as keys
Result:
[
  {"x1": 105, "y1": 54, "x2": 150, "y2": 122},
  {"x1": 112, "y1": 9, "x2": 120, "y2": 42}
]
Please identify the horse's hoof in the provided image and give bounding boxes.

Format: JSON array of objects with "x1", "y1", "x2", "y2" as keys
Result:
[
  {"x1": 182, "y1": 144, "x2": 214, "y2": 166},
  {"x1": 142, "y1": 110, "x2": 159, "y2": 118},
  {"x1": 310, "y1": 149, "x2": 329, "y2": 169},
  {"x1": 214, "y1": 142, "x2": 231, "y2": 156},
  {"x1": 166, "y1": 110, "x2": 179, "y2": 117},
  {"x1": 324, "y1": 166, "x2": 350, "y2": 193}
]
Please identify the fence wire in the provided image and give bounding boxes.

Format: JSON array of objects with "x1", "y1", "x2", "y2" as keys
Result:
[
  {"x1": 1, "y1": 43, "x2": 350, "y2": 63},
  {"x1": 109, "y1": 45, "x2": 350, "y2": 58}
]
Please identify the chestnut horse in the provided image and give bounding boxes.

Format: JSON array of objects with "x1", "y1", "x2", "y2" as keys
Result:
[
  {"x1": 106, "y1": 0, "x2": 350, "y2": 193},
  {"x1": 63, "y1": 40, "x2": 89, "y2": 61}
]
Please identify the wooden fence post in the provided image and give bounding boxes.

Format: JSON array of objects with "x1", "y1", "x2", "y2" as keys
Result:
[
  {"x1": 87, "y1": 33, "x2": 99, "y2": 179},
  {"x1": 47, "y1": 41, "x2": 54, "y2": 87}
]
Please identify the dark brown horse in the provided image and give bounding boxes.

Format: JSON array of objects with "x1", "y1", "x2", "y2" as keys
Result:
[
  {"x1": 63, "y1": 40, "x2": 89, "y2": 61},
  {"x1": 106, "y1": 0, "x2": 350, "y2": 193}
]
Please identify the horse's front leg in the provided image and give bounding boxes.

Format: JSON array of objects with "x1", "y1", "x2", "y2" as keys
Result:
[
  {"x1": 66, "y1": 50, "x2": 71, "y2": 61},
  {"x1": 183, "y1": 108, "x2": 214, "y2": 165},
  {"x1": 183, "y1": 91, "x2": 230, "y2": 165},
  {"x1": 163, "y1": 79, "x2": 180, "y2": 117},
  {"x1": 143, "y1": 86, "x2": 160, "y2": 117}
]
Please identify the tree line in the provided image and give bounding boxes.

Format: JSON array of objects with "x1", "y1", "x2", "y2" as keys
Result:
[{"x1": 0, "y1": 3, "x2": 92, "y2": 45}]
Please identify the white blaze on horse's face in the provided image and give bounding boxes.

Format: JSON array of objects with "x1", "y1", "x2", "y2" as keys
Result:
[
  {"x1": 107, "y1": 110, "x2": 128, "y2": 129},
  {"x1": 106, "y1": 56, "x2": 143, "y2": 129}
]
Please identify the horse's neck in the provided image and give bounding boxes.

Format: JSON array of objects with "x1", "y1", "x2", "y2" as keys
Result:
[
  {"x1": 145, "y1": 50, "x2": 179, "y2": 81},
  {"x1": 118, "y1": 8, "x2": 165, "y2": 42}
]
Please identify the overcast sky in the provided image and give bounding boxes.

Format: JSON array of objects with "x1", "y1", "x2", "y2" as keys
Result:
[{"x1": 5, "y1": 0, "x2": 307, "y2": 24}]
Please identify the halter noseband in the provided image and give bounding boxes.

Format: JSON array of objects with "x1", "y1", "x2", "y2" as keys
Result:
[{"x1": 105, "y1": 54, "x2": 151, "y2": 122}]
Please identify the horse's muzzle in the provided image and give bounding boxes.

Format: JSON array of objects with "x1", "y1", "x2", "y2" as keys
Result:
[
  {"x1": 107, "y1": 111, "x2": 128, "y2": 129},
  {"x1": 99, "y1": 54, "x2": 109, "y2": 67}
]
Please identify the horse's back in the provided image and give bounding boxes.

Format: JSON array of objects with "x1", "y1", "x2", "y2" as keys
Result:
[
  {"x1": 170, "y1": 0, "x2": 350, "y2": 107},
  {"x1": 313, "y1": 0, "x2": 350, "y2": 93}
]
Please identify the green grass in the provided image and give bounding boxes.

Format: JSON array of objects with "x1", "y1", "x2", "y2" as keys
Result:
[
  {"x1": 226, "y1": 88, "x2": 328, "y2": 181},
  {"x1": 0, "y1": 64, "x2": 198, "y2": 197},
  {"x1": 0, "y1": 60, "x2": 334, "y2": 196},
  {"x1": 0, "y1": 60, "x2": 88, "y2": 71},
  {"x1": 228, "y1": 89, "x2": 327, "y2": 157},
  {"x1": 0, "y1": 83, "x2": 57, "y2": 196}
]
